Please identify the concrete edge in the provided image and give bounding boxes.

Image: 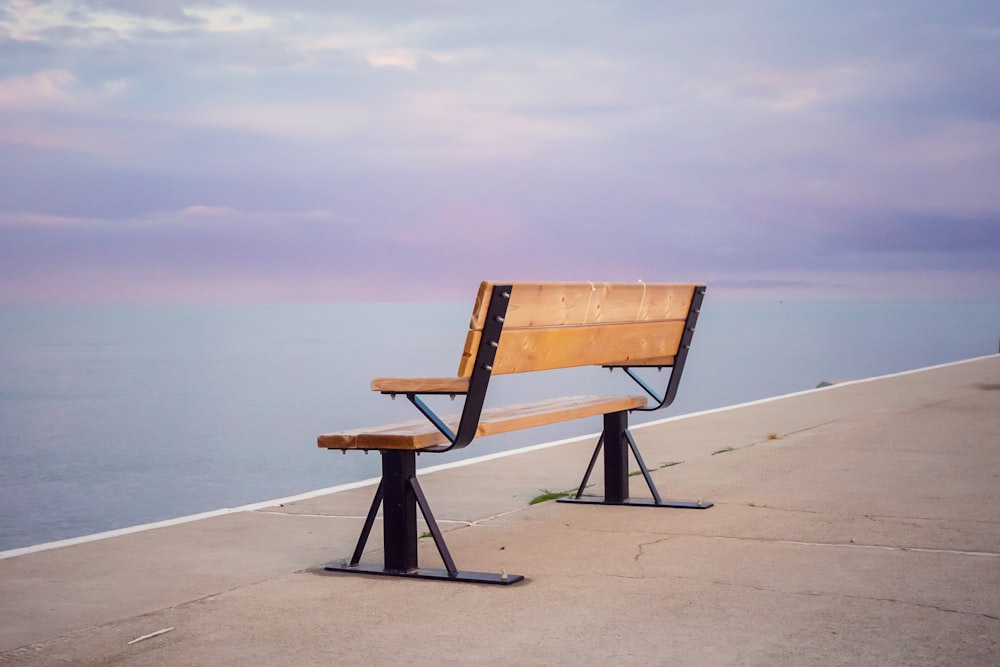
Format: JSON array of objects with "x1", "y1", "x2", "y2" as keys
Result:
[
  {"x1": 4, "y1": 353, "x2": 995, "y2": 561},
  {"x1": 636, "y1": 352, "x2": 999, "y2": 432}
]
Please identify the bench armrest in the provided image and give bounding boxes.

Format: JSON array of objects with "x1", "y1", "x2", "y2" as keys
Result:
[
  {"x1": 370, "y1": 377, "x2": 471, "y2": 395},
  {"x1": 603, "y1": 355, "x2": 676, "y2": 368}
]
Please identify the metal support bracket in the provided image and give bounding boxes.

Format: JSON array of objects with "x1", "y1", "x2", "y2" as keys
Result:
[
  {"x1": 558, "y1": 410, "x2": 712, "y2": 509},
  {"x1": 382, "y1": 284, "x2": 512, "y2": 454},
  {"x1": 325, "y1": 450, "x2": 524, "y2": 584},
  {"x1": 605, "y1": 284, "x2": 706, "y2": 412}
]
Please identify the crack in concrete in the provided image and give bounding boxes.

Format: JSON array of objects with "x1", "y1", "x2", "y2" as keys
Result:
[
  {"x1": 862, "y1": 513, "x2": 1000, "y2": 527},
  {"x1": 734, "y1": 504, "x2": 1000, "y2": 528},
  {"x1": 566, "y1": 569, "x2": 1000, "y2": 623},
  {"x1": 634, "y1": 536, "x2": 675, "y2": 563},
  {"x1": 736, "y1": 503, "x2": 825, "y2": 514},
  {"x1": 713, "y1": 419, "x2": 842, "y2": 456},
  {"x1": 256, "y1": 510, "x2": 378, "y2": 520},
  {"x1": 0, "y1": 580, "x2": 256, "y2": 661},
  {"x1": 256, "y1": 507, "x2": 535, "y2": 529},
  {"x1": 706, "y1": 535, "x2": 1000, "y2": 558},
  {"x1": 468, "y1": 505, "x2": 532, "y2": 526},
  {"x1": 783, "y1": 419, "x2": 842, "y2": 437},
  {"x1": 708, "y1": 578, "x2": 1000, "y2": 622}
]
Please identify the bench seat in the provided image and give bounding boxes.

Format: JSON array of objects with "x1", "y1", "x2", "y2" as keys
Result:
[{"x1": 318, "y1": 394, "x2": 648, "y2": 451}]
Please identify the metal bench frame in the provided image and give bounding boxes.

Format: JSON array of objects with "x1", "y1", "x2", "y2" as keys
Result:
[{"x1": 325, "y1": 284, "x2": 709, "y2": 584}]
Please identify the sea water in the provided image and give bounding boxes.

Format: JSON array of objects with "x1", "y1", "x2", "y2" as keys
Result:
[{"x1": 1, "y1": 299, "x2": 997, "y2": 551}]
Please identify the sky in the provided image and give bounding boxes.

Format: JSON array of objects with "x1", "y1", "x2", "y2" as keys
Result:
[{"x1": 1, "y1": 1, "x2": 999, "y2": 303}]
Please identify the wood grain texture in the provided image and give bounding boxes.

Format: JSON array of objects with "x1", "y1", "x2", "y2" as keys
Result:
[
  {"x1": 606, "y1": 355, "x2": 676, "y2": 367},
  {"x1": 458, "y1": 281, "x2": 699, "y2": 376},
  {"x1": 467, "y1": 280, "x2": 496, "y2": 331},
  {"x1": 491, "y1": 320, "x2": 686, "y2": 374},
  {"x1": 370, "y1": 377, "x2": 471, "y2": 394},
  {"x1": 466, "y1": 281, "x2": 697, "y2": 329},
  {"x1": 457, "y1": 330, "x2": 481, "y2": 378},
  {"x1": 500, "y1": 282, "x2": 697, "y2": 327},
  {"x1": 317, "y1": 394, "x2": 647, "y2": 450}
]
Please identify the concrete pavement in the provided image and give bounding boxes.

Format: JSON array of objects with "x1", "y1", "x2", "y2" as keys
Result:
[{"x1": 2, "y1": 355, "x2": 998, "y2": 665}]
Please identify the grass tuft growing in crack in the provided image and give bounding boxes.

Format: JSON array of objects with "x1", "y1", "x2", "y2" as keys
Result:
[{"x1": 530, "y1": 489, "x2": 571, "y2": 504}]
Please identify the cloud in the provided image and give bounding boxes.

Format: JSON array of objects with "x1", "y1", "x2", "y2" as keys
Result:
[
  {"x1": 0, "y1": 205, "x2": 375, "y2": 300},
  {"x1": 366, "y1": 50, "x2": 422, "y2": 70},
  {"x1": 0, "y1": 68, "x2": 137, "y2": 155},
  {"x1": 0, "y1": 2, "x2": 998, "y2": 302},
  {"x1": 0, "y1": 68, "x2": 75, "y2": 108},
  {"x1": 0, "y1": 210, "x2": 98, "y2": 226},
  {"x1": 44, "y1": 0, "x2": 209, "y2": 26}
]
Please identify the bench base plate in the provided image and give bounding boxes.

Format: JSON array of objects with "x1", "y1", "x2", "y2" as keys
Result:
[
  {"x1": 557, "y1": 497, "x2": 713, "y2": 509},
  {"x1": 324, "y1": 562, "x2": 524, "y2": 585}
]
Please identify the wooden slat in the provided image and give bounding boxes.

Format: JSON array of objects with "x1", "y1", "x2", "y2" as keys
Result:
[
  {"x1": 475, "y1": 394, "x2": 647, "y2": 437},
  {"x1": 491, "y1": 320, "x2": 686, "y2": 374},
  {"x1": 469, "y1": 281, "x2": 699, "y2": 330},
  {"x1": 606, "y1": 355, "x2": 676, "y2": 367},
  {"x1": 457, "y1": 329, "x2": 481, "y2": 378},
  {"x1": 458, "y1": 282, "x2": 699, "y2": 376},
  {"x1": 498, "y1": 282, "x2": 697, "y2": 327},
  {"x1": 370, "y1": 377, "x2": 470, "y2": 394},
  {"x1": 317, "y1": 394, "x2": 648, "y2": 451},
  {"x1": 467, "y1": 280, "x2": 496, "y2": 331},
  {"x1": 318, "y1": 418, "x2": 452, "y2": 451}
]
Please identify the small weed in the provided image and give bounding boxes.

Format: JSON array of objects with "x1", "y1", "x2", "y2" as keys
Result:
[
  {"x1": 767, "y1": 433, "x2": 780, "y2": 440},
  {"x1": 712, "y1": 447, "x2": 735, "y2": 455},
  {"x1": 419, "y1": 531, "x2": 432, "y2": 540},
  {"x1": 530, "y1": 489, "x2": 570, "y2": 505}
]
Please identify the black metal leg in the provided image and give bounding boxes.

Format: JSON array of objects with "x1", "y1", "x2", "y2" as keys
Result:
[
  {"x1": 350, "y1": 481, "x2": 383, "y2": 566},
  {"x1": 380, "y1": 450, "x2": 419, "y2": 572},
  {"x1": 325, "y1": 450, "x2": 524, "y2": 584},
  {"x1": 626, "y1": 430, "x2": 662, "y2": 505},
  {"x1": 408, "y1": 474, "x2": 457, "y2": 576},
  {"x1": 559, "y1": 411, "x2": 712, "y2": 509},
  {"x1": 603, "y1": 411, "x2": 630, "y2": 503},
  {"x1": 571, "y1": 434, "x2": 604, "y2": 499}
]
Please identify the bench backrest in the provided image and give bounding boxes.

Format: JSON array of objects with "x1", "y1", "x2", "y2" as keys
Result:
[{"x1": 458, "y1": 281, "x2": 703, "y2": 377}]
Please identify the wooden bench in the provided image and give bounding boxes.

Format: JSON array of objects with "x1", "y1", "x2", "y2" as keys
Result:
[{"x1": 318, "y1": 281, "x2": 710, "y2": 584}]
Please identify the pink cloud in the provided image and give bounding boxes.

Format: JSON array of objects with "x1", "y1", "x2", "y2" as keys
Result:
[{"x1": 0, "y1": 69, "x2": 75, "y2": 109}]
